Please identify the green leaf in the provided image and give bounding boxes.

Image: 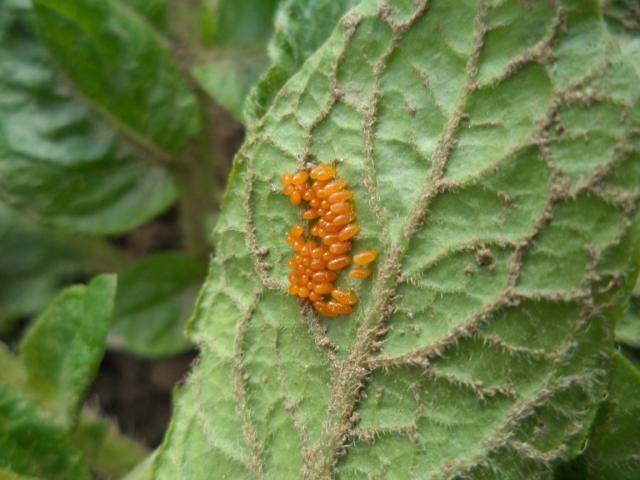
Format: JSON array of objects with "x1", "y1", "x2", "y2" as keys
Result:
[
  {"x1": 576, "y1": 353, "x2": 640, "y2": 479},
  {"x1": 617, "y1": 282, "x2": 640, "y2": 347},
  {"x1": 243, "y1": 0, "x2": 359, "y2": 125},
  {"x1": 0, "y1": 383, "x2": 91, "y2": 480},
  {"x1": 202, "y1": 0, "x2": 280, "y2": 47},
  {"x1": 192, "y1": 0, "x2": 279, "y2": 122},
  {"x1": 109, "y1": 252, "x2": 203, "y2": 357},
  {"x1": 154, "y1": 1, "x2": 640, "y2": 478},
  {"x1": 603, "y1": 0, "x2": 640, "y2": 39},
  {"x1": 32, "y1": 0, "x2": 200, "y2": 154},
  {"x1": 603, "y1": 0, "x2": 640, "y2": 77},
  {"x1": 73, "y1": 408, "x2": 149, "y2": 479},
  {"x1": 0, "y1": 202, "x2": 81, "y2": 328},
  {"x1": 0, "y1": 469, "x2": 36, "y2": 480},
  {"x1": 0, "y1": 0, "x2": 177, "y2": 235},
  {"x1": 0, "y1": 343, "x2": 26, "y2": 391},
  {"x1": 123, "y1": 451, "x2": 157, "y2": 480},
  {"x1": 127, "y1": 0, "x2": 167, "y2": 28},
  {"x1": 192, "y1": 52, "x2": 269, "y2": 123},
  {"x1": 19, "y1": 275, "x2": 117, "y2": 429}
]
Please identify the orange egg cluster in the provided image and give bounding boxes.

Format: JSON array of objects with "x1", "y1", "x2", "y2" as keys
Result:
[{"x1": 282, "y1": 163, "x2": 377, "y2": 317}]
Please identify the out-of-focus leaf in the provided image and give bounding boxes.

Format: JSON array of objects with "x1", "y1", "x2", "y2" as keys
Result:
[
  {"x1": 109, "y1": 253, "x2": 203, "y2": 357},
  {"x1": 32, "y1": 0, "x2": 200, "y2": 154},
  {"x1": 243, "y1": 0, "x2": 359, "y2": 125},
  {"x1": 73, "y1": 409, "x2": 148, "y2": 480},
  {"x1": 0, "y1": 0, "x2": 177, "y2": 235},
  {"x1": 192, "y1": 0, "x2": 279, "y2": 122},
  {"x1": 19, "y1": 275, "x2": 116, "y2": 429},
  {"x1": 0, "y1": 469, "x2": 36, "y2": 480},
  {"x1": 0, "y1": 201, "x2": 96, "y2": 330},
  {"x1": 123, "y1": 451, "x2": 156, "y2": 480},
  {"x1": 202, "y1": 0, "x2": 279, "y2": 47},
  {"x1": 0, "y1": 383, "x2": 91, "y2": 480},
  {"x1": 127, "y1": 0, "x2": 167, "y2": 28},
  {"x1": 154, "y1": 1, "x2": 640, "y2": 478},
  {"x1": 192, "y1": 52, "x2": 268, "y2": 123},
  {"x1": 0, "y1": 343, "x2": 26, "y2": 391}
]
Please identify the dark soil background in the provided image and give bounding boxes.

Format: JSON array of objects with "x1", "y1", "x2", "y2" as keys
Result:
[{"x1": 89, "y1": 351, "x2": 197, "y2": 447}]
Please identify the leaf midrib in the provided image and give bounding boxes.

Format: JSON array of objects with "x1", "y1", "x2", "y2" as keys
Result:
[{"x1": 301, "y1": 2, "x2": 485, "y2": 477}]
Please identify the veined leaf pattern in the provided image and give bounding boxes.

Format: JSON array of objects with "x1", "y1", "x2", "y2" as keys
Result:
[{"x1": 154, "y1": 1, "x2": 640, "y2": 478}]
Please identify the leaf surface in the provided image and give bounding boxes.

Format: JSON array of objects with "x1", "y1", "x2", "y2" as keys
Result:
[
  {"x1": 617, "y1": 282, "x2": 640, "y2": 348},
  {"x1": 243, "y1": 0, "x2": 359, "y2": 125},
  {"x1": 155, "y1": 1, "x2": 640, "y2": 478},
  {"x1": 586, "y1": 353, "x2": 640, "y2": 479},
  {"x1": 109, "y1": 252, "x2": 203, "y2": 357},
  {"x1": 0, "y1": 384, "x2": 91, "y2": 480},
  {"x1": 32, "y1": 0, "x2": 200, "y2": 154},
  {"x1": 0, "y1": 202, "x2": 82, "y2": 328},
  {"x1": 0, "y1": 469, "x2": 36, "y2": 480},
  {"x1": 19, "y1": 275, "x2": 117, "y2": 429},
  {"x1": 555, "y1": 353, "x2": 640, "y2": 479},
  {"x1": 0, "y1": 0, "x2": 176, "y2": 235}
]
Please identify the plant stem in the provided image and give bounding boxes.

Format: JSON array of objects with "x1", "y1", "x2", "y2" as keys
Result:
[{"x1": 173, "y1": 89, "x2": 220, "y2": 259}]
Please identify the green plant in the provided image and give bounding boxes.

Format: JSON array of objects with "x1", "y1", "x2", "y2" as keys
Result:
[{"x1": 1, "y1": 0, "x2": 640, "y2": 479}]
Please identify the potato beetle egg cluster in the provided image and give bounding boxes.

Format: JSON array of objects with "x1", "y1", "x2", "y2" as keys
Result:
[{"x1": 281, "y1": 163, "x2": 377, "y2": 317}]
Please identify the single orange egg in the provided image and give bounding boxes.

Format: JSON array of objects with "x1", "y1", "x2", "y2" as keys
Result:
[
  {"x1": 331, "y1": 289, "x2": 358, "y2": 305},
  {"x1": 310, "y1": 164, "x2": 337, "y2": 181},
  {"x1": 327, "y1": 301, "x2": 352, "y2": 315},
  {"x1": 281, "y1": 173, "x2": 294, "y2": 185},
  {"x1": 291, "y1": 171, "x2": 309, "y2": 185},
  {"x1": 314, "y1": 283, "x2": 334, "y2": 294},
  {"x1": 327, "y1": 255, "x2": 350, "y2": 271},
  {"x1": 353, "y1": 250, "x2": 377, "y2": 265},
  {"x1": 328, "y1": 190, "x2": 353, "y2": 203},
  {"x1": 338, "y1": 224, "x2": 360, "y2": 241},
  {"x1": 329, "y1": 241, "x2": 351, "y2": 255},
  {"x1": 349, "y1": 267, "x2": 371, "y2": 279}
]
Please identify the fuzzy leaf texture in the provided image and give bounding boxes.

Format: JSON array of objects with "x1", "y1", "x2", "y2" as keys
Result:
[
  {"x1": 583, "y1": 352, "x2": 640, "y2": 478},
  {"x1": 154, "y1": 1, "x2": 640, "y2": 479},
  {"x1": 243, "y1": 0, "x2": 360, "y2": 125},
  {"x1": 616, "y1": 282, "x2": 640, "y2": 347},
  {"x1": 0, "y1": 0, "x2": 177, "y2": 235}
]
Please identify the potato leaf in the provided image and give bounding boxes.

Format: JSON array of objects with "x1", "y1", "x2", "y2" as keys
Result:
[
  {"x1": 0, "y1": 384, "x2": 91, "y2": 480},
  {"x1": 32, "y1": 0, "x2": 200, "y2": 154},
  {"x1": 243, "y1": 0, "x2": 359, "y2": 125},
  {"x1": 0, "y1": 202, "x2": 83, "y2": 329},
  {"x1": 154, "y1": 1, "x2": 640, "y2": 478},
  {"x1": 555, "y1": 353, "x2": 640, "y2": 479},
  {"x1": 109, "y1": 252, "x2": 204, "y2": 357},
  {"x1": 0, "y1": 0, "x2": 177, "y2": 235},
  {"x1": 617, "y1": 281, "x2": 640, "y2": 348},
  {"x1": 19, "y1": 275, "x2": 117, "y2": 429},
  {"x1": 72, "y1": 408, "x2": 149, "y2": 479}
]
